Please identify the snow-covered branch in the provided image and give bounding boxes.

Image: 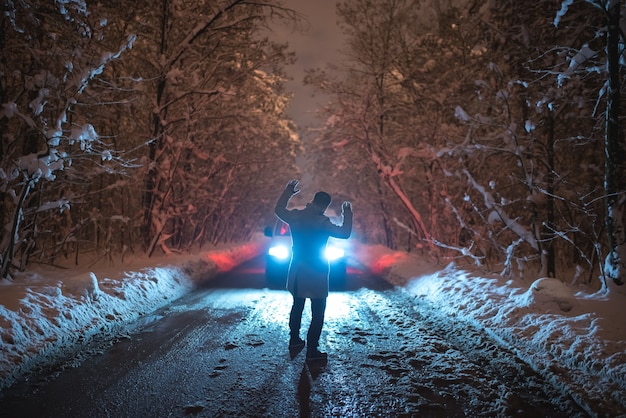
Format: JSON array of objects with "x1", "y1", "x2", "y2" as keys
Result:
[{"x1": 463, "y1": 169, "x2": 539, "y2": 251}]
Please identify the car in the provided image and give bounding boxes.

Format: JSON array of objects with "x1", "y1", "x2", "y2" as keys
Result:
[{"x1": 263, "y1": 217, "x2": 348, "y2": 287}]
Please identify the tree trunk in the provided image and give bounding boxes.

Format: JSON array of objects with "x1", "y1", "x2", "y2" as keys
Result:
[
  {"x1": 1, "y1": 181, "x2": 31, "y2": 279},
  {"x1": 141, "y1": 0, "x2": 169, "y2": 251},
  {"x1": 0, "y1": 13, "x2": 6, "y2": 263},
  {"x1": 375, "y1": 174, "x2": 395, "y2": 248},
  {"x1": 383, "y1": 172, "x2": 438, "y2": 255},
  {"x1": 604, "y1": 0, "x2": 625, "y2": 285},
  {"x1": 544, "y1": 108, "x2": 556, "y2": 278}
]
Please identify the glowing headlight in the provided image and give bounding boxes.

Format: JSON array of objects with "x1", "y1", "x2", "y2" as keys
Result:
[
  {"x1": 325, "y1": 246, "x2": 345, "y2": 261},
  {"x1": 268, "y1": 245, "x2": 290, "y2": 260}
]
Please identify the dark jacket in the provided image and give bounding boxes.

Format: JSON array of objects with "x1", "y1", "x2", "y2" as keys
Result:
[{"x1": 274, "y1": 188, "x2": 352, "y2": 298}]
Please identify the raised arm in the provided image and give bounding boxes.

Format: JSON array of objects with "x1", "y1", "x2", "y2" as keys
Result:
[
  {"x1": 274, "y1": 179, "x2": 300, "y2": 222},
  {"x1": 328, "y1": 201, "x2": 353, "y2": 239}
]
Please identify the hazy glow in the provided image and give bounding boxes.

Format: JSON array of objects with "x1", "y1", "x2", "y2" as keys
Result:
[
  {"x1": 206, "y1": 253, "x2": 238, "y2": 272},
  {"x1": 325, "y1": 246, "x2": 345, "y2": 261},
  {"x1": 325, "y1": 293, "x2": 352, "y2": 319},
  {"x1": 268, "y1": 245, "x2": 290, "y2": 259},
  {"x1": 268, "y1": 245, "x2": 346, "y2": 262}
]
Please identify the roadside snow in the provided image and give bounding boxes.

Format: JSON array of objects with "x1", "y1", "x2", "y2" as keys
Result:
[
  {"x1": 1, "y1": 237, "x2": 625, "y2": 415},
  {"x1": 352, "y1": 242, "x2": 626, "y2": 416},
  {"x1": 0, "y1": 235, "x2": 266, "y2": 390}
]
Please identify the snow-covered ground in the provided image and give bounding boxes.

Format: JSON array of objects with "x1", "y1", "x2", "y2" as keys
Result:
[
  {"x1": 0, "y1": 235, "x2": 267, "y2": 391},
  {"x1": 353, "y1": 243, "x2": 626, "y2": 416},
  {"x1": 1, "y1": 236, "x2": 625, "y2": 415}
]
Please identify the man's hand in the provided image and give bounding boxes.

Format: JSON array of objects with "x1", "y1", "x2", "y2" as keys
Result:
[
  {"x1": 342, "y1": 201, "x2": 353, "y2": 215},
  {"x1": 285, "y1": 179, "x2": 300, "y2": 195}
]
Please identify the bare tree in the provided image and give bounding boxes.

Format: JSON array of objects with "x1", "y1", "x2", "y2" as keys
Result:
[
  {"x1": 555, "y1": 0, "x2": 626, "y2": 285},
  {"x1": 307, "y1": 0, "x2": 612, "y2": 283},
  {"x1": 97, "y1": 0, "x2": 300, "y2": 255},
  {"x1": 306, "y1": 0, "x2": 440, "y2": 253},
  {"x1": 603, "y1": 0, "x2": 625, "y2": 285},
  {"x1": 0, "y1": 0, "x2": 133, "y2": 279}
]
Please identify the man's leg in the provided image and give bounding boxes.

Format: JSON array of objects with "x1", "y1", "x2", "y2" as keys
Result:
[
  {"x1": 289, "y1": 296, "x2": 306, "y2": 347},
  {"x1": 306, "y1": 297, "x2": 327, "y2": 359}
]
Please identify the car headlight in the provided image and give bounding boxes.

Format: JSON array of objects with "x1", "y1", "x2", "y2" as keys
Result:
[
  {"x1": 268, "y1": 245, "x2": 290, "y2": 260},
  {"x1": 325, "y1": 246, "x2": 345, "y2": 261}
]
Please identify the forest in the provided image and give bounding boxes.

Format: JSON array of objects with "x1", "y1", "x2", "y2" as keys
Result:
[{"x1": 1, "y1": 0, "x2": 624, "y2": 289}]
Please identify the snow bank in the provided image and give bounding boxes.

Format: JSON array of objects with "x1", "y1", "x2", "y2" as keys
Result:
[
  {"x1": 0, "y1": 235, "x2": 267, "y2": 390},
  {"x1": 352, "y1": 242, "x2": 626, "y2": 415}
]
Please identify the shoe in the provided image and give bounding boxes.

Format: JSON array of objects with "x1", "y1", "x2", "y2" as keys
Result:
[
  {"x1": 306, "y1": 348, "x2": 328, "y2": 361},
  {"x1": 289, "y1": 337, "x2": 305, "y2": 349}
]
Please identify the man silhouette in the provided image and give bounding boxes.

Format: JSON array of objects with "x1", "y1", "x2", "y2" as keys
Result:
[{"x1": 274, "y1": 180, "x2": 353, "y2": 361}]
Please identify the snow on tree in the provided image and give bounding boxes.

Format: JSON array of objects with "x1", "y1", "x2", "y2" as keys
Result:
[
  {"x1": 302, "y1": 72, "x2": 404, "y2": 248},
  {"x1": 0, "y1": 0, "x2": 312, "y2": 277},
  {"x1": 0, "y1": 0, "x2": 134, "y2": 279},
  {"x1": 554, "y1": 0, "x2": 626, "y2": 286},
  {"x1": 306, "y1": 0, "x2": 448, "y2": 255},
  {"x1": 305, "y1": 0, "x2": 615, "y2": 286},
  {"x1": 94, "y1": 0, "x2": 301, "y2": 256},
  {"x1": 422, "y1": 1, "x2": 608, "y2": 281}
]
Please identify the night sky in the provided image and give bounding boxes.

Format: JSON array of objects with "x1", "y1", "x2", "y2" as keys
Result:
[{"x1": 267, "y1": 0, "x2": 345, "y2": 131}]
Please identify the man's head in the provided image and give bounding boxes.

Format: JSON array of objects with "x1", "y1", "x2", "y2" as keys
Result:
[{"x1": 311, "y1": 191, "x2": 331, "y2": 210}]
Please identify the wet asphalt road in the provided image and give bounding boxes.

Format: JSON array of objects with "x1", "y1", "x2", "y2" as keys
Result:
[{"x1": 0, "y1": 256, "x2": 587, "y2": 417}]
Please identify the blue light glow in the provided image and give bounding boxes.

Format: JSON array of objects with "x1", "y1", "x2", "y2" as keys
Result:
[
  {"x1": 268, "y1": 245, "x2": 290, "y2": 260},
  {"x1": 268, "y1": 244, "x2": 346, "y2": 262},
  {"x1": 325, "y1": 246, "x2": 345, "y2": 261}
]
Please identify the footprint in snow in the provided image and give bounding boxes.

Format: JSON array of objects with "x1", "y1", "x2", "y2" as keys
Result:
[{"x1": 183, "y1": 404, "x2": 205, "y2": 415}]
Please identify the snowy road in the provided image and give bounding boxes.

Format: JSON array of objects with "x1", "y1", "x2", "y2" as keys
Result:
[{"x1": 0, "y1": 256, "x2": 587, "y2": 417}]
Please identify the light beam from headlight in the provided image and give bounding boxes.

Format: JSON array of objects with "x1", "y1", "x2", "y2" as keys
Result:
[
  {"x1": 268, "y1": 245, "x2": 290, "y2": 260},
  {"x1": 325, "y1": 246, "x2": 344, "y2": 261}
]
